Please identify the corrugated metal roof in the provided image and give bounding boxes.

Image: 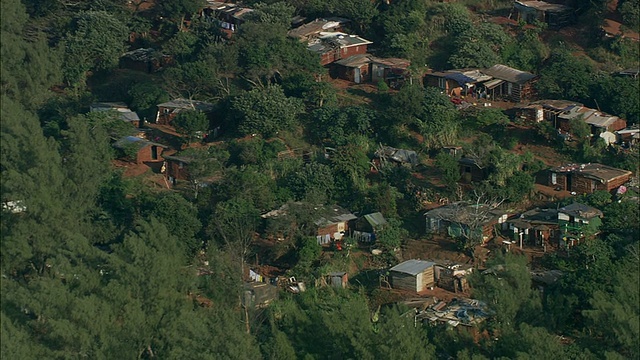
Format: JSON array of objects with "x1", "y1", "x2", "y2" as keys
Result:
[
  {"x1": 559, "y1": 203, "x2": 603, "y2": 219},
  {"x1": 483, "y1": 79, "x2": 504, "y2": 89},
  {"x1": 483, "y1": 64, "x2": 537, "y2": 84},
  {"x1": 335, "y1": 54, "x2": 372, "y2": 67},
  {"x1": 114, "y1": 136, "x2": 167, "y2": 150},
  {"x1": 390, "y1": 259, "x2": 435, "y2": 276},
  {"x1": 364, "y1": 212, "x2": 387, "y2": 227},
  {"x1": 157, "y1": 98, "x2": 215, "y2": 112}
]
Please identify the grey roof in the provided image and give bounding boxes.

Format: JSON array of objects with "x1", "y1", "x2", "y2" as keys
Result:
[
  {"x1": 531, "y1": 270, "x2": 564, "y2": 285},
  {"x1": 559, "y1": 203, "x2": 603, "y2": 219},
  {"x1": 313, "y1": 205, "x2": 357, "y2": 226},
  {"x1": 157, "y1": 98, "x2": 215, "y2": 112},
  {"x1": 424, "y1": 202, "x2": 506, "y2": 226},
  {"x1": 390, "y1": 259, "x2": 435, "y2": 276},
  {"x1": 307, "y1": 32, "x2": 372, "y2": 54},
  {"x1": 550, "y1": 163, "x2": 632, "y2": 182},
  {"x1": 90, "y1": 102, "x2": 140, "y2": 122},
  {"x1": 287, "y1": 18, "x2": 347, "y2": 40},
  {"x1": 619, "y1": 68, "x2": 639, "y2": 76},
  {"x1": 113, "y1": 136, "x2": 167, "y2": 150},
  {"x1": 583, "y1": 112, "x2": 620, "y2": 129},
  {"x1": 121, "y1": 48, "x2": 161, "y2": 62},
  {"x1": 261, "y1": 202, "x2": 356, "y2": 225},
  {"x1": 335, "y1": 54, "x2": 372, "y2": 67},
  {"x1": 162, "y1": 154, "x2": 194, "y2": 164},
  {"x1": 516, "y1": 208, "x2": 559, "y2": 224},
  {"x1": 458, "y1": 157, "x2": 480, "y2": 166},
  {"x1": 482, "y1": 64, "x2": 537, "y2": 84},
  {"x1": 364, "y1": 212, "x2": 387, "y2": 228},
  {"x1": 531, "y1": 99, "x2": 583, "y2": 112},
  {"x1": 375, "y1": 146, "x2": 418, "y2": 165},
  {"x1": 515, "y1": 1, "x2": 572, "y2": 13}
]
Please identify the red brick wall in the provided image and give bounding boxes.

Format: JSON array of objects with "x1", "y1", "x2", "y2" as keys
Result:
[
  {"x1": 135, "y1": 145, "x2": 164, "y2": 164},
  {"x1": 166, "y1": 159, "x2": 190, "y2": 181},
  {"x1": 156, "y1": 106, "x2": 177, "y2": 125},
  {"x1": 341, "y1": 45, "x2": 368, "y2": 58}
]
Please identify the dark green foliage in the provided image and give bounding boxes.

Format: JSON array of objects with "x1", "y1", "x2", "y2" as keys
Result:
[
  {"x1": 536, "y1": 50, "x2": 594, "y2": 102},
  {"x1": 619, "y1": 0, "x2": 640, "y2": 31},
  {"x1": 308, "y1": 105, "x2": 374, "y2": 146},
  {"x1": 158, "y1": 0, "x2": 206, "y2": 24},
  {"x1": 591, "y1": 75, "x2": 640, "y2": 125},
  {"x1": 213, "y1": 165, "x2": 278, "y2": 212},
  {"x1": 502, "y1": 28, "x2": 549, "y2": 72},
  {"x1": 234, "y1": 22, "x2": 323, "y2": 81},
  {"x1": 173, "y1": 110, "x2": 209, "y2": 143},
  {"x1": 231, "y1": 85, "x2": 304, "y2": 137},
  {"x1": 375, "y1": 218, "x2": 407, "y2": 252},
  {"x1": 127, "y1": 82, "x2": 169, "y2": 122},
  {"x1": 244, "y1": 1, "x2": 296, "y2": 27},
  {"x1": 62, "y1": 11, "x2": 129, "y2": 88},
  {"x1": 435, "y1": 152, "x2": 461, "y2": 192},
  {"x1": 162, "y1": 59, "x2": 220, "y2": 100},
  {"x1": 285, "y1": 162, "x2": 336, "y2": 204},
  {"x1": 583, "y1": 258, "x2": 639, "y2": 359},
  {"x1": 470, "y1": 253, "x2": 541, "y2": 330},
  {"x1": 0, "y1": 0, "x2": 62, "y2": 109},
  {"x1": 143, "y1": 193, "x2": 203, "y2": 257}
]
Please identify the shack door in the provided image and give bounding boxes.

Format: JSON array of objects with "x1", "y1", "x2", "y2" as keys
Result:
[{"x1": 354, "y1": 68, "x2": 361, "y2": 84}]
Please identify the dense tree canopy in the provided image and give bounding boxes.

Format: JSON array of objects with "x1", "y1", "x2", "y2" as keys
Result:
[{"x1": 1, "y1": 0, "x2": 638, "y2": 358}]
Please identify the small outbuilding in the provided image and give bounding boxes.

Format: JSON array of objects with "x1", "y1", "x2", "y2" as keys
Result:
[
  {"x1": 324, "y1": 272, "x2": 348, "y2": 289},
  {"x1": 481, "y1": 64, "x2": 538, "y2": 102},
  {"x1": 546, "y1": 163, "x2": 633, "y2": 194},
  {"x1": 90, "y1": 102, "x2": 141, "y2": 127},
  {"x1": 155, "y1": 98, "x2": 216, "y2": 126},
  {"x1": 113, "y1": 136, "x2": 168, "y2": 164},
  {"x1": 390, "y1": 259, "x2": 436, "y2": 293},
  {"x1": 243, "y1": 282, "x2": 279, "y2": 309}
]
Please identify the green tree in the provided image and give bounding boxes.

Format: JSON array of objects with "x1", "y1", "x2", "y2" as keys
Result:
[
  {"x1": 374, "y1": 306, "x2": 437, "y2": 360},
  {"x1": 285, "y1": 162, "x2": 336, "y2": 204},
  {"x1": 144, "y1": 192, "x2": 203, "y2": 257},
  {"x1": 231, "y1": 85, "x2": 304, "y2": 137},
  {"x1": 435, "y1": 152, "x2": 461, "y2": 192},
  {"x1": 583, "y1": 258, "x2": 639, "y2": 359},
  {"x1": 173, "y1": 110, "x2": 209, "y2": 143},
  {"x1": 536, "y1": 50, "x2": 594, "y2": 102},
  {"x1": 163, "y1": 59, "x2": 221, "y2": 101},
  {"x1": 419, "y1": 87, "x2": 460, "y2": 149},
  {"x1": 0, "y1": 0, "x2": 62, "y2": 109},
  {"x1": 470, "y1": 253, "x2": 541, "y2": 331},
  {"x1": 128, "y1": 82, "x2": 169, "y2": 123},
  {"x1": 375, "y1": 218, "x2": 407, "y2": 252},
  {"x1": 209, "y1": 198, "x2": 261, "y2": 277},
  {"x1": 158, "y1": 0, "x2": 205, "y2": 30},
  {"x1": 62, "y1": 11, "x2": 129, "y2": 89},
  {"x1": 619, "y1": 0, "x2": 640, "y2": 31},
  {"x1": 244, "y1": 1, "x2": 295, "y2": 27},
  {"x1": 184, "y1": 147, "x2": 229, "y2": 199}
]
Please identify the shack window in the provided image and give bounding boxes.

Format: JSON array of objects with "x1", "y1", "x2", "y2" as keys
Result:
[
  {"x1": 438, "y1": 78, "x2": 446, "y2": 89},
  {"x1": 465, "y1": 166, "x2": 471, "y2": 173},
  {"x1": 178, "y1": 162, "x2": 184, "y2": 169},
  {"x1": 551, "y1": 172, "x2": 557, "y2": 185}
]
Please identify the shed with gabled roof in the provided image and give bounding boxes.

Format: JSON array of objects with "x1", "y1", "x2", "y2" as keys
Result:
[
  {"x1": 113, "y1": 136, "x2": 168, "y2": 164},
  {"x1": 390, "y1": 259, "x2": 436, "y2": 292},
  {"x1": 482, "y1": 64, "x2": 538, "y2": 101}
]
